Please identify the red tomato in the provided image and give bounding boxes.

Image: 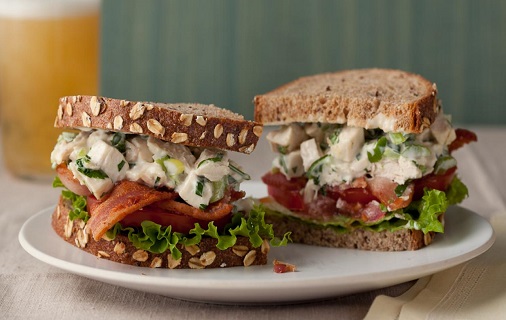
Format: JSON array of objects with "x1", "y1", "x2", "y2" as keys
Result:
[
  {"x1": 413, "y1": 167, "x2": 456, "y2": 199},
  {"x1": 119, "y1": 204, "x2": 232, "y2": 233},
  {"x1": 326, "y1": 186, "x2": 378, "y2": 204},
  {"x1": 267, "y1": 185, "x2": 306, "y2": 211},
  {"x1": 56, "y1": 164, "x2": 91, "y2": 196},
  {"x1": 367, "y1": 177, "x2": 414, "y2": 210},
  {"x1": 261, "y1": 172, "x2": 307, "y2": 191},
  {"x1": 449, "y1": 129, "x2": 477, "y2": 153}
]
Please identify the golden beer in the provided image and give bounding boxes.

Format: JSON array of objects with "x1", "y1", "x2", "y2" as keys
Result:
[{"x1": 0, "y1": 0, "x2": 100, "y2": 180}]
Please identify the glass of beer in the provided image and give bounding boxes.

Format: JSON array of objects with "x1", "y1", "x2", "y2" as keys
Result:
[{"x1": 0, "y1": 0, "x2": 101, "y2": 180}]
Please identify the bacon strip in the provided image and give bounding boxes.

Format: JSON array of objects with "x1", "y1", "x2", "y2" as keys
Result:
[
  {"x1": 87, "y1": 181, "x2": 176, "y2": 241},
  {"x1": 157, "y1": 200, "x2": 233, "y2": 221}
]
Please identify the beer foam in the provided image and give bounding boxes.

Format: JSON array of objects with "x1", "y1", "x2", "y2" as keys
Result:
[{"x1": 0, "y1": 0, "x2": 100, "y2": 19}]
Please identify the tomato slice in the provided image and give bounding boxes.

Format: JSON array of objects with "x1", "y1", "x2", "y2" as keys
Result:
[
  {"x1": 367, "y1": 177, "x2": 414, "y2": 210},
  {"x1": 267, "y1": 185, "x2": 306, "y2": 211},
  {"x1": 413, "y1": 166, "x2": 456, "y2": 199},
  {"x1": 56, "y1": 163, "x2": 91, "y2": 196},
  {"x1": 261, "y1": 172, "x2": 307, "y2": 191},
  {"x1": 449, "y1": 128, "x2": 477, "y2": 153},
  {"x1": 326, "y1": 186, "x2": 378, "y2": 204}
]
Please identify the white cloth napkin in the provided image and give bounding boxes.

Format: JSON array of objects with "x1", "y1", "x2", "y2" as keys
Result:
[{"x1": 365, "y1": 214, "x2": 506, "y2": 320}]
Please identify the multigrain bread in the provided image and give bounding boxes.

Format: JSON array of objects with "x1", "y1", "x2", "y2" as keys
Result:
[
  {"x1": 52, "y1": 196, "x2": 269, "y2": 269},
  {"x1": 265, "y1": 213, "x2": 436, "y2": 251},
  {"x1": 55, "y1": 95, "x2": 263, "y2": 154},
  {"x1": 254, "y1": 68, "x2": 439, "y2": 133}
]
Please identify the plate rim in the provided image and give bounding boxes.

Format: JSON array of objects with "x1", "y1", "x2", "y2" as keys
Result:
[{"x1": 19, "y1": 205, "x2": 495, "y2": 304}]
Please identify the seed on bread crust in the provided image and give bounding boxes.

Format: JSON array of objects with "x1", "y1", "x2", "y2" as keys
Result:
[
  {"x1": 184, "y1": 244, "x2": 200, "y2": 256},
  {"x1": 81, "y1": 112, "x2": 91, "y2": 127},
  {"x1": 150, "y1": 257, "x2": 163, "y2": 268},
  {"x1": 66, "y1": 102, "x2": 73, "y2": 116},
  {"x1": 200, "y1": 251, "x2": 216, "y2": 266},
  {"x1": 180, "y1": 114, "x2": 193, "y2": 126},
  {"x1": 196, "y1": 115, "x2": 207, "y2": 126},
  {"x1": 226, "y1": 133, "x2": 236, "y2": 147},
  {"x1": 113, "y1": 116, "x2": 124, "y2": 130},
  {"x1": 171, "y1": 132, "x2": 188, "y2": 143},
  {"x1": 130, "y1": 102, "x2": 146, "y2": 120},
  {"x1": 239, "y1": 144, "x2": 255, "y2": 154},
  {"x1": 129, "y1": 122, "x2": 143, "y2": 134},
  {"x1": 232, "y1": 245, "x2": 249, "y2": 257},
  {"x1": 238, "y1": 128, "x2": 248, "y2": 145},
  {"x1": 167, "y1": 254, "x2": 182, "y2": 269},
  {"x1": 214, "y1": 124, "x2": 224, "y2": 139},
  {"x1": 90, "y1": 96, "x2": 103, "y2": 116},
  {"x1": 147, "y1": 119, "x2": 165, "y2": 136},
  {"x1": 97, "y1": 250, "x2": 110, "y2": 258},
  {"x1": 57, "y1": 104, "x2": 64, "y2": 120},
  {"x1": 132, "y1": 250, "x2": 148, "y2": 262},
  {"x1": 261, "y1": 239, "x2": 270, "y2": 255},
  {"x1": 113, "y1": 242, "x2": 126, "y2": 255},
  {"x1": 253, "y1": 125, "x2": 263, "y2": 137},
  {"x1": 243, "y1": 250, "x2": 257, "y2": 267}
]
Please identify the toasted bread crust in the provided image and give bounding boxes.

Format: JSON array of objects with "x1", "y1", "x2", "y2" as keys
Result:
[
  {"x1": 254, "y1": 68, "x2": 439, "y2": 133},
  {"x1": 265, "y1": 212, "x2": 436, "y2": 251},
  {"x1": 55, "y1": 95, "x2": 263, "y2": 154},
  {"x1": 52, "y1": 196, "x2": 269, "y2": 269}
]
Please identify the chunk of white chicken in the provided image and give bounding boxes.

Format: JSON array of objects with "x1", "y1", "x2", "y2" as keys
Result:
[
  {"x1": 67, "y1": 161, "x2": 114, "y2": 199},
  {"x1": 125, "y1": 136, "x2": 153, "y2": 164},
  {"x1": 266, "y1": 123, "x2": 309, "y2": 153},
  {"x1": 147, "y1": 137, "x2": 195, "y2": 171},
  {"x1": 300, "y1": 138, "x2": 323, "y2": 171},
  {"x1": 194, "y1": 149, "x2": 230, "y2": 182},
  {"x1": 87, "y1": 140, "x2": 128, "y2": 182},
  {"x1": 176, "y1": 171, "x2": 212, "y2": 208},
  {"x1": 274, "y1": 150, "x2": 304, "y2": 178},
  {"x1": 329, "y1": 126, "x2": 365, "y2": 162}
]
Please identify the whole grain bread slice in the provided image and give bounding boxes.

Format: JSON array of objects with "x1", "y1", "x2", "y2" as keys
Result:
[
  {"x1": 265, "y1": 211, "x2": 436, "y2": 251},
  {"x1": 55, "y1": 95, "x2": 263, "y2": 154},
  {"x1": 52, "y1": 196, "x2": 269, "y2": 269},
  {"x1": 254, "y1": 68, "x2": 439, "y2": 133}
]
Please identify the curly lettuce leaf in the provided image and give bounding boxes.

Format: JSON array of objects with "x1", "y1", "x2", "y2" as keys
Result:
[
  {"x1": 446, "y1": 176, "x2": 469, "y2": 205},
  {"x1": 404, "y1": 188, "x2": 447, "y2": 233},
  {"x1": 53, "y1": 176, "x2": 90, "y2": 222},
  {"x1": 105, "y1": 205, "x2": 290, "y2": 260}
]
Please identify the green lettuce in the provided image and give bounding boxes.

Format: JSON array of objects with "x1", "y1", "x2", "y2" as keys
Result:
[{"x1": 105, "y1": 206, "x2": 291, "y2": 260}]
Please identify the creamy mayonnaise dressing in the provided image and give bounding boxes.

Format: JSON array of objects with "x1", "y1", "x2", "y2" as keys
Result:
[
  {"x1": 51, "y1": 130, "x2": 249, "y2": 208},
  {"x1": 266, "y1": 111, "x2": 456, "y2": 200}
]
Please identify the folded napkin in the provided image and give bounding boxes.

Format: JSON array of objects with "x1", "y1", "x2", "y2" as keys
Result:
[{"x1": 365, "y1": 214, "x2": 506, "y2": 320}]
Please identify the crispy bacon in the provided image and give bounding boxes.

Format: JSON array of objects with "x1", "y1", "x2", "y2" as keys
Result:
[
  {"x1": 87, "y1": 181, "x2": 176, "y2": 241},
  {"x1": 157, "y1": 200, "x2": 233, "y2": 221},
  {"x1": 449, "y1": 128, "x2": 477, "y2": 153}
]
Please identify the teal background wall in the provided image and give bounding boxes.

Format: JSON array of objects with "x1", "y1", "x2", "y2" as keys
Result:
[{"x1": 100, "y1": 0, "x2": 506, "y2": 124}]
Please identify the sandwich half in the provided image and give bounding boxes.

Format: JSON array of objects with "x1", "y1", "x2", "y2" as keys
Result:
[
  {"x1": 51, "y1": 95, "x2": 288, "y2": 269},
  {"x1": 254, "y1": 69, "x2": 476, "y2": 251}
]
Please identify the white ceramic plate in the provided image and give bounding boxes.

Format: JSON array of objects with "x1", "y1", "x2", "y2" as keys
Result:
[{"x1": 19, "y1": 182, "x2": 495, "y2": 304}]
